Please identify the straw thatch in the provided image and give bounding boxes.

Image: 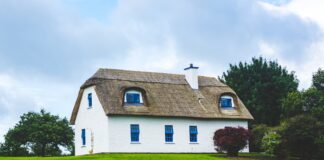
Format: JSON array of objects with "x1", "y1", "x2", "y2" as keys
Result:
[{"x1": 70, "y1": 68, "x2": 253, "y2": 124}]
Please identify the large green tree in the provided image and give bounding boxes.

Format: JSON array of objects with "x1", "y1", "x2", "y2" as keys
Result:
[
  {"x1": 313, "y1": 68, "x2": 324, "y2": 90},
  {"x1": 282, "y1": 68, "x2": 324, "y2": 121},
  {"x1": 0, "y1": 109, "x2": 74, "y2": 156},
  {"x1": 220, "y1": 57, "x2": 298, "y2": 126}
]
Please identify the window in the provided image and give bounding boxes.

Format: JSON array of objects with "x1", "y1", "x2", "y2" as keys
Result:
[
  {"x1": 220, "y1": 95, "x2": 234, "y2": 108},
  {"x1": 81, "y1": 129, "x2": 86, "y2": 146},
  {"x1": 189, "y1": 126, "x2": 198, "y2": 142},
  {"x1": 130, "y1": 124, "x2": 140, "y2": 142},
  {"x1": 88, "y1": 93, "x2": 92, "y2": 108},
  {"x1": 165, "y1": 125, "x2": 174, "y2": 142},
  {"x1": 127, "y1": 93, "x2": 140, "y2": 103},
  {"x1": 124, "y1": 90, "x2": 143, "y2": 104}
]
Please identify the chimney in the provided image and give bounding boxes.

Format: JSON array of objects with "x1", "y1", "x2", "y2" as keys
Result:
[{"x1": 184, "y1": 63, "x2": 199, "y2": 89}]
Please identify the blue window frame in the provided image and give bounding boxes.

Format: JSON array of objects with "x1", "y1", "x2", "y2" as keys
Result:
[
  {"x1": 88, "y1": 93, "x2": 92, "y2": 108},
  {"x1": 130, "y1": 124, "x2": 140, "y2": 142},
  {"x1": 220, "y1": 97, "x2": 232, "y2": 108},
  {"x1": 165, "y1": 125, "x2": 174, "y2": 142},
  {"x1": 126, "y1": 93, "x2": 140, "y2": 104},
  {"x1": 81, "y1": 129, "x2": 86, "y2": 146},
  {"x1": 189, "y1": 126, "x2": 198, "y2": 142}
]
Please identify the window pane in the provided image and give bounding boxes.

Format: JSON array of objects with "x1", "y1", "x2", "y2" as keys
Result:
[
  {"x1": 165, "y1": 125, "x2": 173, "y2": 142},
  {"x1": 165, "y1": 125, "x2": 173, "y2": 134},
  {"x1": 130, "y1": 124, "x2": 140, "y2": 142},
  {"x1": 126, "y1": 93, "x2": 140, "y2": 103},
  {"x1": 81, "y1": 129, "x2": 86, "y2": 145},
  {"x1": 190, "y1": 126, "x2": 198, "y2": 134},
  {"x1": 221, "y1": 98, "x2": 232, "y2": 108},
  {"x1": 88, "y1": 93, "x2": 92, "y2": 107},
  {"x1": 189, "y1": 126, "x2": 198, "y2": 142}
]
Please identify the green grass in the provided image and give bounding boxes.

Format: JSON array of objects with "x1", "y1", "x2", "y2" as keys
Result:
[{"x1": 0, "y1": 153, "x2": 274, "y2": 160}]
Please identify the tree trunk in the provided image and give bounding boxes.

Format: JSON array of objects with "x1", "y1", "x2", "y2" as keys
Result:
[{"x1": 41, "y1": 143, "x2": 46, "y2": 157}]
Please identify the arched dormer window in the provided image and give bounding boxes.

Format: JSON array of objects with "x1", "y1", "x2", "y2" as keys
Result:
[
  {"x1": 219, "y1": 95, "x2": 235, "y2": 109},
  {"x1": 124, "y1": 90, "x2": 144, "y2": 105}
]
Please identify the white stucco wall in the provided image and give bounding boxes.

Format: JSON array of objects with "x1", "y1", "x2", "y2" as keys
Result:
[
  {"x1": 74, "y1": 86, "x2": 109, "y2": 155},
  {"x1": 107, "y1": 116, "x2": 248, "y2": 153}
]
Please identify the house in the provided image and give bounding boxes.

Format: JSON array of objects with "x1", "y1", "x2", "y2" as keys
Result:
[{"x1": 70, "y1": 64, "x2": 253, "y2": 155}]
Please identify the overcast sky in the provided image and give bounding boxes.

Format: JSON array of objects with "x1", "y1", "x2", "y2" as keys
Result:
[{"x1": 0, "y1": 0, "x2": 324, "y2": 141}]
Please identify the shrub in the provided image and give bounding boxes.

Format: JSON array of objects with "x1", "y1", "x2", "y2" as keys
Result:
[
  {"x1": 315, "y1": 135, "x2": 324, "y2": 159},
  {"x1": 261, "y1": 131, "x2": 281, "y2": 155},
  {"x1": 213, "y1": 126, "x2": 250, "y2": 157},
  {"x1": 280, "y1": 115, "x2": 324, "y2": 159},
  {"x1": 249, "y1": 124, "x2": 269, "y2": 152}
]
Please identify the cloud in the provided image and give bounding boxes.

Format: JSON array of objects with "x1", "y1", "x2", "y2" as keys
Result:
[
  {"x1": 0, "y1": 0, "x2": 323, "y2": 141},
  {"x1": 258, "y1": 0, "x2": 324, "y2": 89}
]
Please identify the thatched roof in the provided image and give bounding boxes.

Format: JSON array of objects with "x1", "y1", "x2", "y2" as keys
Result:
[{"x1": 70, "y1": 68, "x2": 253, "y2": 124}]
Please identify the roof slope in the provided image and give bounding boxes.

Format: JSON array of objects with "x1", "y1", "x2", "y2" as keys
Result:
[{"x1": 70, "y1": 69, "x2": 253, "y2": 124}]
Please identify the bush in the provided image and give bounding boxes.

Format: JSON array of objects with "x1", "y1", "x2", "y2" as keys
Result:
[
  {"x1": 249, "y1": 124, "x2": 269, "y2": 152},
  {"x1": 262, "y1": 131, "x2": 281, "y2": 155},
  {"x1": 213, "y1": 126, "x2": 250, "y2": 157},
  {"x1": 315, "y1": 135, "x2": 324, "y2": 159},
  {"x1": 280, "y1": 115, "x2": 324, "y2": 159}
]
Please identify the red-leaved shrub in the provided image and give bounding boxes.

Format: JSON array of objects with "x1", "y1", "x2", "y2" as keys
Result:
[{"x1": 213, "y1": 126, "x2": 250, "y2": 156}]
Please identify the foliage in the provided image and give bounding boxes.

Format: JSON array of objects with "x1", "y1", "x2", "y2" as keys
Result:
[
  {"x1": 281, "y1": 91, "x2": 304, "y2": 119},
  {"x1": 280, "y1": 115, "x2": 324, "y2": 159},
  {"x1": 315, "y1": 135, "x2": 324, "y2": 159},
  {"x1": 220, "y1": 57, "x2": 298, "y2": 126},
  {"x1": 313, "y1": 68, "x2": 324, "y2": 90},
  {"x1": 213, "y1": 127, "x2": 250, "y2": 157},
  {"x1": 249, "y1": 124, "x2": 269, "y2": 152},
  {"x1": 281, "y1": 87, "x2": 324, "y2": 121},
  {"x1": 261, "y1": 131, "x2": 281, "y2": 155},
  {"x1": 0, "y1": 109, "x2": 74, "y2": 157}
]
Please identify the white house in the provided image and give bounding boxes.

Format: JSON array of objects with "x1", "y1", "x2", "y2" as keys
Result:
[{"x1": 70, "y1": 64, "x2": 253, "y2": 155}]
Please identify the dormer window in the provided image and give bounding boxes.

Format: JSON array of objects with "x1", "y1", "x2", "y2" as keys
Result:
[
  {"x1": 124, "y1": 90, "x2": 143, "y2": 105},
  {"x1": 220, "y1": 95, "x2": 234, "y2": 109}
]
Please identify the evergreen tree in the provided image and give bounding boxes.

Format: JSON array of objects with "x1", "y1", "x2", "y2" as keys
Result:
[{"x1": 220, "y1": 57, "x2": 298, "y2": 126}]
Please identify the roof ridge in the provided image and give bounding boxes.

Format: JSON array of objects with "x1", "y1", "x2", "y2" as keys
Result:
[
  {"x1": 97, "y1": 68, "x2": 185, "y2": 77},
  {"x1": 96, "y1": 68, "x2": 218, "y2": 78}
]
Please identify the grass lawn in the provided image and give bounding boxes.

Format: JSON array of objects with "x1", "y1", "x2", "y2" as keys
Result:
[{"x1": 0, "y1": 153, "x2": 274, "y2": 160}]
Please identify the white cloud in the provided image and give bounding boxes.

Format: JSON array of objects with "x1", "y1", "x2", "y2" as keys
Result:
[
  {"x1": 285, "y1": 0, "x2": 324, "y2": 30},
  {"x1": 0, "y1": 73, "x2": 78, "y2": 142},
  {"x1": 258, "y1": 0, "x2": 324, "y2": 89}
]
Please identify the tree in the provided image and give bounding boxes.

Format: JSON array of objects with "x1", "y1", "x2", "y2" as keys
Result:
[
  {"x1": 220, "y1": 57, "x2": 298, "y2": 126},
  {"x1": 281, "y1": 87, "x2": 324, "y2": 121},
  {"x1": 213, "y1": 127, "x2": 250, "y2": 157},
  {"x1": 0, "y1": 109, "x2": 74, "y2": 156},
  {"x1": 313, "y1": 68, "x2": 324, "y2": 90},
  {"x1": 281, "y1": 91, "x2": 304, "y2": 119}
]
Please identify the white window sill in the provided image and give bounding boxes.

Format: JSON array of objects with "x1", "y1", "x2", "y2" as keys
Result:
[
  {"x1": 189, "y1": 142, "x2": 199, "y2": 144},
  {"x1": 165, "y1": 142, "x2": 175, "y2": 144},
  {"x1": 130, "y1": 142, "x2": 141, "y2": 144},
  {"x1": 87, "y1": 107, "x2": 92, "y2": 109}
]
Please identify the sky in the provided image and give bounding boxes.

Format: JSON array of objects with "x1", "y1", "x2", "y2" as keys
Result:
[{"x1": 0, "y1": 0, "x2": 324, "y2": 142}]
